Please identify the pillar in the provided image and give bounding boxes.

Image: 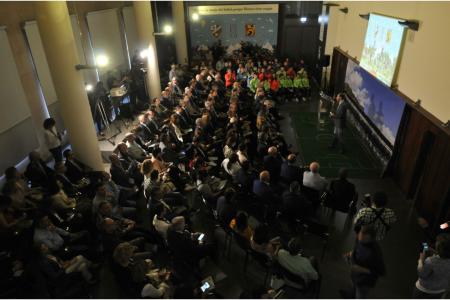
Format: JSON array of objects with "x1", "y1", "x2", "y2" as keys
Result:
[
  {"x1": 171, "y1": 1, "x2": 188, "y2": 65},
  {"x1": 133, "y1": 1, "x2": 161, "y2": 100},
  {"x1": 34, "y1": 1, "x2": 104, "y2": 171}
]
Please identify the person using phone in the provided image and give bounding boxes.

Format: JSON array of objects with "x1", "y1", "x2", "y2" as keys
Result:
[
  {"x1": 166, "y1": 216, "x2": 214, "y2": 266},
  {"x1": 413, "y1": 233, "x2": 450, "y2": 298}
]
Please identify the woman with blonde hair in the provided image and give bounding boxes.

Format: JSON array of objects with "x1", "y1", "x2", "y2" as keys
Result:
[{"x1": 256, "y1": 115, "x2": 267, "y2": 131}]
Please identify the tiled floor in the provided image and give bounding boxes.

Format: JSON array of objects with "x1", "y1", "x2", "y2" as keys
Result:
[{"x1": 95, "y1": 97, "x2": 427, "y2": 298}]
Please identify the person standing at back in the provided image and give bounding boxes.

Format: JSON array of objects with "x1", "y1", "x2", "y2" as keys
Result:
[
  {"x1": 328, "y1": 168, "x2": 356, "y2": 213},
  {"x1": 342, "y1": 225, "x2": 386, "y2": 299},
  {"x1": 354, "y1": 191, "x2": 397, "y2": 241},
  {"x1": 43, "y1": 117, "x2": 63, "y2": 163}
]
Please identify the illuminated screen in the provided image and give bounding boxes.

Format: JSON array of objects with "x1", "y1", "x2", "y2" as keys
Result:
[
  {"x1": 345, "y1": 60, "x2": 405, "y2": 146},
  {"x1": 360, "y1": 14, "x2": 406, "y2": 87}
]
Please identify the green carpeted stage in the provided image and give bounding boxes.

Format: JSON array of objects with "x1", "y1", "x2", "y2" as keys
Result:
[{"x1": 291, "y1": 111, "x2": 382, "y2": 179}]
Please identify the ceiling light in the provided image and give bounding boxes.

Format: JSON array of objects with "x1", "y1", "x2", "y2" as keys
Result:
[
  {"x1": 163, "y1": 25, "x2": 173, "y2": 34},
  {"x1": 96, "y1": 54, "x2": 109, "y2": 67},
  {"x1": 140, "y1": 49, "x2": 149, "y2": 59}
]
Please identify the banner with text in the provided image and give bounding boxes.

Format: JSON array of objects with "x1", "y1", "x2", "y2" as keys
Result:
[{"x1": 188, "y1": 4, "x2": 279, "y2": 50}]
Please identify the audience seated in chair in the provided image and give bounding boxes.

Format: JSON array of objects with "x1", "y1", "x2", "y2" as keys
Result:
[
  {"x1": 303, "y1": 162, "x2": 327, "y2": 192},
  {"x1": 275, "y1": 237, "x2": 319, "y2": 290}
]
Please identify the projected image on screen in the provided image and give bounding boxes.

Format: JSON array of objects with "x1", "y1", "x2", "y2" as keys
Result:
[
  {"x1": 345, "y1": 60, "x2": 405, "y2": 146},
  {"x1": 360, "y1": 14, "x2": 406, "y2": 87}
]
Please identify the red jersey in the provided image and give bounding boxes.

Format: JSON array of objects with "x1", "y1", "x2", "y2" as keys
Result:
[
  {"x1": 225, "y1": 72, "x2": 236, "y2": 88},
  {"x1": 270, "y1": 79, "x2": 280, "y2": 91}
]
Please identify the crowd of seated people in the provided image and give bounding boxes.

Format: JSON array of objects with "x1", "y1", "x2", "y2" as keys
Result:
[{"x1": 2, "y1": 44, "x2": 437, "y2": 299}]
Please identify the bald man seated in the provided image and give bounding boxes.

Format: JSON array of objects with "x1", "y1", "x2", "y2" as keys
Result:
[
  {"x1": 253, "y1": 170, "x2": 276, "y2": 204},
  {"x1": 263, "y1": 146, "x2": 283, "y2": 183},
  {"x1": 302, "y1": 162, "x2": 328, "y2": 192}
]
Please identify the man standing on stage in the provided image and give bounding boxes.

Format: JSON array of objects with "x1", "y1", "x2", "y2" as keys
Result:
[{"x1": 329, "y1": 93, "x2": 347, "y2": 153}]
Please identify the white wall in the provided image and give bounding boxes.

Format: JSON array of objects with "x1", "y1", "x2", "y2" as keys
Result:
[
  {"x1": 0, "y1": 27, "x2": 39, "y2": 172},
  {"x1": 87, "y1": 8, "x2": 128, "y2": 83},
  {"x1": 70, "y1": 15, "x2": 87, "y2": 66},
  {"x1": 24, "y1": 20, "x2": 58, "y2": 106},
  {"x1": 122, "y1": 6, "x2": 140, "y2": 59},
  {"x1": 326, "y1": 1, "x2": 450, "y2": 123},
  {"x1": 0, "y1": 27, "x2": 32, "y2": 131}
]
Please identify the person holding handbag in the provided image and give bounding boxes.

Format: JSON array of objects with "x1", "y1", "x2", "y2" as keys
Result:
[{"x1": 43, "y1": 117, "x2": 63, "y2": 163}]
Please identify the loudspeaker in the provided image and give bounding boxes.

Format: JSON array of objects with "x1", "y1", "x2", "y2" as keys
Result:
[{"x1": 321, "y1": 55, "x2": 331, "y2": 67}]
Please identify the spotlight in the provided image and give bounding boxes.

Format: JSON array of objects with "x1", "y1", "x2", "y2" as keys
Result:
[
  {"x1": 85, "y1": 84, "x2": 93, "y2": 92},
  {"x1": 140, "y1": 49, "x2": 149, "y2": 59},
  {"x1": 398, "y1": 20, "x2": 420, "y2": 31},
  {"x1": 359, "y1": 14, "x2": 370, "y2": 20},
  {"x1": 339, "y1": 7, "x2": 349, "y2": 14},
  {"x1": 318, "y1": 15, "x2": 329, "y2": 23},
  {"x1": 192, "y1": 13, "x2": 199, "y2": 21},
  {"x1": 163, "y1": 25, "x2": 173, "y2": 34},
  {"x1": 300, "y1": 17, "x2": 308, "y2": 23},
  {"x1": 96, "y1": 54, "x2": 109, "y2": 67}
]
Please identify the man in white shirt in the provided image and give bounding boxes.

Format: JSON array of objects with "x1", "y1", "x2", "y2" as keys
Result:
[
  {"x1": 277, "y1": 237, "x2": 318, "y2": 288},
  {"x1": 303, "y1": 162, "x2": 327, "y2": 191}
]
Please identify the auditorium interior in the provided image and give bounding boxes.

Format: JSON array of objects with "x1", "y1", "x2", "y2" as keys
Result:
[{"x1": 0, "y1": 1, "x2": 450, "y2": 299}]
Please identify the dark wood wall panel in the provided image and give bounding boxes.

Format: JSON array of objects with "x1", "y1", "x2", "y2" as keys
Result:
[
  {"x1": 328, "y1": 49, "x2": 347, "y2": 95},
  {"x1": 393, "y1": 109, "x2": 430, "y2": 193},
  {"x1": 330, "y1": 47, "x2": 450, "y2": 230},
  {"x1": 415, "y1": 131, "x2": 450, "y2": 226}
]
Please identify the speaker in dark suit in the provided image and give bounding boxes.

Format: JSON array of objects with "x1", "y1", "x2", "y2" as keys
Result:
[{"x1": 329, "y1": 93, "x2": 347, "y2": 153}]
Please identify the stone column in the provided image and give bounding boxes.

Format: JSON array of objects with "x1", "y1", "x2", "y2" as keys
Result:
[
  {"x1": 171, "y1": 1, "x2": 188, "y2": 65},
  {"x1": 133, "y1": 1, "x2": 161, "y2": 100},
  {"x1": 34, "y1": 1, "x2": 104, "y2": 170}
]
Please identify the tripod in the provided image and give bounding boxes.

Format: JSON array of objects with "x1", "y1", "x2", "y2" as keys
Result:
[{"x1": 95, "y1": 96, "x2": 121, "y2": 146}]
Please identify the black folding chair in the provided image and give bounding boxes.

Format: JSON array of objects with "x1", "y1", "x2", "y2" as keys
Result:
[
  {"x1": 301, "y1": 185, "x2": 321, "y2": 212},
  {"x1": 249, "y1": 249, "x2": 272, "y2": 287},
  {"x1": 233, "y1": 233, "x2": 252, "y2": 272}
]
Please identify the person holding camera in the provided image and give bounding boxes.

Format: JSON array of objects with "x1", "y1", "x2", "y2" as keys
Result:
[
  {"x1": 413, "y1": 233, "x2": 450, "y2": 298},
  {"x1": 354, "y1": 191, "x2": 397, "y2": 241}
]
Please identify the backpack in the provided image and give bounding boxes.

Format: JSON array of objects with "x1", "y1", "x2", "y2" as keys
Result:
[{"x1": 354, "y1": 208, "x2": 391, "y2": 233}]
